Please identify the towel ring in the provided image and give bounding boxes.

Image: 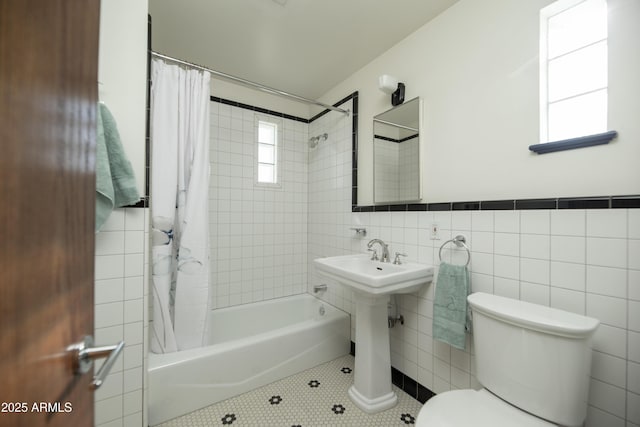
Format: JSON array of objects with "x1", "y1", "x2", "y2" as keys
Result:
[{"x1": 438, "y1": 234, "x2": 471, "y2": 267}]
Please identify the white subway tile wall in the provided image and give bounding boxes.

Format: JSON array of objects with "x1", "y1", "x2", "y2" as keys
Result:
[
  {"x1": 373, "y1": 137, "x2": 419, "y2": 204},
  {"x1": 306, "y1": 103, "x2": 639, "y2": 426},
  {"x1": 372, "y1": 140, "x2": 398, "y2": 203},
  {"x1": 94, "y1": 207, "x2": 149, "y2": 427},
  {"x1": 209, "y1": 103, "x2": 308, "y2": 308}
]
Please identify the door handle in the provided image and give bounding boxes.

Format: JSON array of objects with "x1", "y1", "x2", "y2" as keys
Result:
[{"x1": 67, "y1": 336, "x2": 125, "y2": 390}]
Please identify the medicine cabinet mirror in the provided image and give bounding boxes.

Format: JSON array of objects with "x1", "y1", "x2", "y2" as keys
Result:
[{"x1": 373, "y1": 97, "x2": 421, "y2": 204}]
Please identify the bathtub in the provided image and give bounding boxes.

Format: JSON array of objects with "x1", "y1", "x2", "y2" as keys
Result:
[{"x1": 148, "y1": 294, "x2": 350, "y2": 425}]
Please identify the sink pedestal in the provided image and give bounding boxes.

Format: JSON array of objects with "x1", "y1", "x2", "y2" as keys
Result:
[
  {"x1": 348, "y1": 292, "x2": 398, "y2": 413},
  {"x1": 313, "y1": 254, "x2": 433, "y2": 413}
]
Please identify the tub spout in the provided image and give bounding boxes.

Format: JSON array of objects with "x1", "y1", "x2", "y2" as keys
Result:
[{"x1": 313, "y1": 284, "x2": 327, "y2": 293}]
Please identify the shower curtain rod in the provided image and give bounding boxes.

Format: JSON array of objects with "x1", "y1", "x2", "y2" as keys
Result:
[{"x1": 151, "y1": 51, "x2": 350, "y2": 115}]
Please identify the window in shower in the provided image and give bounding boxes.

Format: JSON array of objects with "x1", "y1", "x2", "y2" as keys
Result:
[
  {"x1": 531, "y1": 0, "x2": 616, "y2": 154},
  {"x1": 255, "y1": 115, "x2": 281, "y2": 186}
]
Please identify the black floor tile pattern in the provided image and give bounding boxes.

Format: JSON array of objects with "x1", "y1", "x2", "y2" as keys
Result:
[
  {"x1": 221, "y1": 414, "x2": 236, "y2": 425},
  {"x1": 155, "y1": 355, "x2": 423, "y2": 426},
  {"x1": 268, "y1": 396, "x2": 283, "y2": 405}
]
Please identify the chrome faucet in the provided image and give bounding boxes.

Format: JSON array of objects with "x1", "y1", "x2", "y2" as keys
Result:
[{"x1": 367, "y1": 239, "x2": 390, "y2": 263}]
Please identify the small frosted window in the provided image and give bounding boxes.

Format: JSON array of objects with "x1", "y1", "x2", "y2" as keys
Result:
[
  {"x1": 547, "y1": 41, "x2": 607, "y2": 102},
  {"x1": 258, "y1": 144, "x2": 275, "y2": 164},
  {"x1": 548, "y1": 89, "x2": 607, "y2": 141},
  {"x1": 256, "y1": 118, "x2": 280, "y2": 185},
  {"x1": 258, "y1": 164, "x2": 275, "y2": 183},
  {"x1": 547, "y1": 0, "x2": 607, "y2": 58},
  {"x1": 540, "y1": 0, "x2": 608, "y2": 143},
  {"x1": 258, "y1": 123, "x2": 275, "y2": 145}
]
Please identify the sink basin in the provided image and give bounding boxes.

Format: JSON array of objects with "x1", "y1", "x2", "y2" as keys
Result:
[
  {"x1": 313, "y1": 253, "x2": 434, "y2": 413},
  {"x1": 314, "y1": 254, "x2": 433, "y2": 295}
]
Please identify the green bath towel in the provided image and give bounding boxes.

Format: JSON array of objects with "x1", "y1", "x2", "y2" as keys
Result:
[
  {"x1": 432, "y1": 262, "x2": 471, "y2": 350},
  {"x1": 95, "y1": 103, "x2": 140, "y2": 231}
]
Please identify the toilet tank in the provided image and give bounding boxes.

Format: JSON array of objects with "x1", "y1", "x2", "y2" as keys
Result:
[{"x1": 468, "y1": 293, "x2": 599, "y2": 427}]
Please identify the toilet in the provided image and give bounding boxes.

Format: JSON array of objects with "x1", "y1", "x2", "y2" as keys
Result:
[{"x1": 417, "y1": 292, "x2": 600, "y2": 427}]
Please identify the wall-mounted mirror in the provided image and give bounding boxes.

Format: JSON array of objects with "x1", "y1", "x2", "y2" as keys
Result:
[{"x1": 373, "y1": 97, "x2": 421, "y2": 204}]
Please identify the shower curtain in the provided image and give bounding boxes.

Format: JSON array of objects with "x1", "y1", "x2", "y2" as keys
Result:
[{"x1": 150, "y1": 59, "x2": 211, "y2": 353}]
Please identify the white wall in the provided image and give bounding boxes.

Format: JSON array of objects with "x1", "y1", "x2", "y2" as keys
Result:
[
  {"x1": 96, "y1": 1, "x2": 149, "y2": 426},
  {"x1": 318, "y1": 0, "x2": 640, "y2": 205},
  {"x1": 99, "y1": 0, "x2": 149, "y2": 196}
]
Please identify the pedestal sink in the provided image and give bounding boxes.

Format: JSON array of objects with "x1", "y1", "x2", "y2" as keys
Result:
[{"x1": 314, "y1": 254, "x2": 433, "y2": 413}]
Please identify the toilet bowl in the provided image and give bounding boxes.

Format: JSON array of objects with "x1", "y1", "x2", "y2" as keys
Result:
[
  {"x1": 416, "y1": 389, "x2": 555, "y2": 426},
  {"x1": 416, "y1": 292, "x2": 599, "y2": 427}
]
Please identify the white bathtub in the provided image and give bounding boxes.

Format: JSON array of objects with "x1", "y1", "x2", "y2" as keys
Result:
[{"x1": 148, "y1": 294, "x2": 350, "y2": 425}]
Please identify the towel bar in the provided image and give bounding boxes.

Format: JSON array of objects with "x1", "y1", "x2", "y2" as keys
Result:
[{"x1": 438, "y1": 235, "x2": 471, "y2": 266}]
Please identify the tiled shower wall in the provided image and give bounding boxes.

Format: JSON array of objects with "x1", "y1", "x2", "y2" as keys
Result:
[
  {"x1": 307, "y1": 103, "x2": 640, "y2": 426},
  {"x1": 94, "y1": 207, "x2": 149, "y2": 427},
  {"x1": 372, "y1": 139, "x2": 419, "y2": 204},
  {"x1": 307, "y1": 99, "x2": 357, "y2": 308},
  {"x1": 209, "y1": 101, "x2": 309, "y2": 309},
  {"x1": 398, "y1": 140, "x2": 419, "y2": 202}
]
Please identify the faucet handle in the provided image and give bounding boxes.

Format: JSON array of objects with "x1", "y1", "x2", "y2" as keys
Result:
[
  {"x1": 368, "y1": 248, "x2": 378, "y2": 261},
  {"x1": 393, "y1": 252, "x2": 408, "y2": 265}
]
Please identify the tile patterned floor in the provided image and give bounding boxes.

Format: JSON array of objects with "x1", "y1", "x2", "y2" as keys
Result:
[{"x1": 154, "y1": 355, "x2": 423, "y2": 427}]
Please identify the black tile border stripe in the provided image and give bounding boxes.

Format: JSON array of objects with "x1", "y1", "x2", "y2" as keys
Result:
[
  {"x1": 351, "y1": 92, "x2": 359, "y2": 208},
  {"x1": 398, "y1": 134, "x2": 419, "y2": 143},
  {"x1": 373, "y1": 134, "x2": 419, "y2": 144},
  {"x1": 558, "y1": 196, "x2": 612, "y2": 209},
  {"x1": 351, "y1": 341, "x2": 435, "y2": 405},
  {"x1": 353, "y1": 195, "x2": 640, "y2": 212},
  {"x1": 209, "y1": 91, "x2": 358, "y2": 126},
  {"x1": 480, "y1": 200, "x2": 514, "y2": 210},
  {"x1": 515, "y1": 198, "x2": 557, "y2": 210},
  {"x1": 374, "y1": 134, "x2": 398, "y2": 143},
  {"x1": 144, "y1": 14, "x2": 151, "y2": 201},
  {"x1": 126, "y1": 198, "x2": 148, "y2": 208},
  {"x1": 452, "y1": 201, "x2": 480, "y2": 211},
  {"x1": 310, "y1": 91, "x2": 358, "y2": 123},
  {"x1": 210, "y1": 96, "x2": 310, "y2": 124},
  {"x1": 124, "y1": 15, "x2": 153, "y2": 209},
  {"x1": 612, "y1": 196, "x2": 640, "y2": 209}
]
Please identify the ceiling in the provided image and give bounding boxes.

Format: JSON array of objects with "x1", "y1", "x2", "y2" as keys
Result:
[{"x1": 149, "y1": 0, "x2": 459, "y2": 100}]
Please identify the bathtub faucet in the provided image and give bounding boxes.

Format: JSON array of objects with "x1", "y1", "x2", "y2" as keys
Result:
[
  {"x1": 367, "y1": 239, "x2": 390, "y2": 263},
  {"x1": 313, "y1": 284, "x2": 327, "y2": 293}
]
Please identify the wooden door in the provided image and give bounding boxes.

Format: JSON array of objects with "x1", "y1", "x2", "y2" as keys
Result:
[{"x1": 0, "y1": 1, "x2": 100, "y2": 426}]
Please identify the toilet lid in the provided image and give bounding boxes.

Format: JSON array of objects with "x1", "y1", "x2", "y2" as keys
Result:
[{"x1": 416, "y1": 389, "x2": 556, "y2": 427}]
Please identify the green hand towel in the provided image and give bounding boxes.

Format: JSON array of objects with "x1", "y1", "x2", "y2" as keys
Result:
[
  {"x1": 96, "y1": 105, "x2": 114, "y2": 231},
  {"x1": 432, "y1": 262, "x2": 471, "y2": 350},
  {"x1": 95, "y1": 103, "x2": 140, "y2": 231}
]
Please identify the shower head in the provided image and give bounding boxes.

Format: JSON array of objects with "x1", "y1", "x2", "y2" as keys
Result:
[{"x1": 308, "y1": 133, "x2": 328, "y2": 149}]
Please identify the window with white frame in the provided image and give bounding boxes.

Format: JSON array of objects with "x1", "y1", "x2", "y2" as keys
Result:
[
  {"x1": 255, "y1": 116, "x2": 281, "y2": 186},
  {"x1": 540, "y1": 0, "x2": 608, "y2": 143}
]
